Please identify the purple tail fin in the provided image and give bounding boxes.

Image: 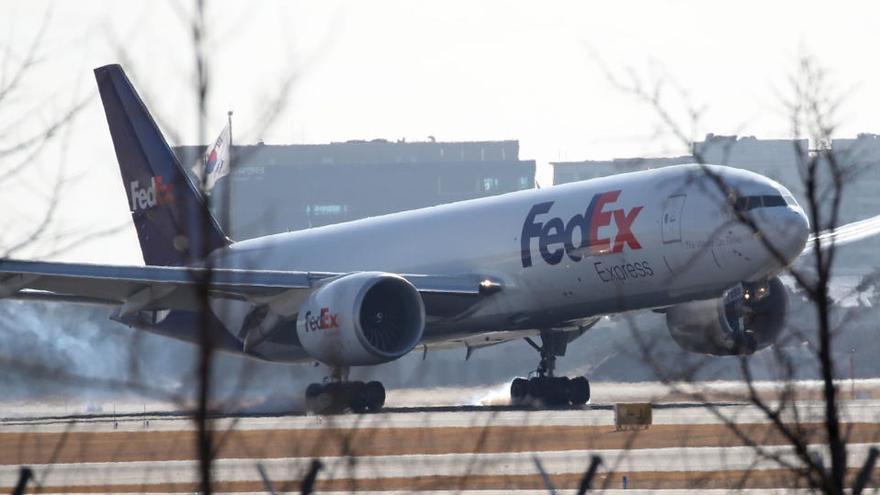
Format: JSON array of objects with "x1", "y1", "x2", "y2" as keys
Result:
[{"x1": 95, "y1": 64, "x2": 229, "y2": 266}]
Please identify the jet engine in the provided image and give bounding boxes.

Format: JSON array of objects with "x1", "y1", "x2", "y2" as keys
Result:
[
  {"x1": 665, "y1": 277, "x2": 788, "y2": 355},
  {"x1": 296, "y1": 272, "x2": 426, "y2": 366}
]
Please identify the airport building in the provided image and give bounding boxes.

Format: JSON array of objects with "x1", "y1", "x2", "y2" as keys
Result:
[
  {"x1": 551, "y1": 134, "x2": 811, "y2": 186},
  {"x1": 552, "y1": 133, "x2": 880, "y2": 274},
  {"x1": 175, "y1": 140, "x2": 536, "y2": 240},
  {"x1": 552, "y1": 155, "x2": 694, "y2": 184}
]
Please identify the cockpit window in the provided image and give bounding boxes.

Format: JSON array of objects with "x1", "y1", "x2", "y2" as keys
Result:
[
  {"x1": 733, "y1": 194, "x2": 790, "y2": 212},
  {"x1": 762, "y1": 195, "x2": 786, "y2": 207},
  {"x1": 733, "y1": 196, "x2": 760, "y2": 211}
]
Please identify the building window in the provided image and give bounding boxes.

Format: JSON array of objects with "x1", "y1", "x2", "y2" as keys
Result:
[
  {"x1": 519, "y1": 175, "x2": 532, "y2": 189},
  {"x1": 307, "y1": 204, "x2": 348, "y2": 216},
  {"x1": 481, "y1": 177, "x2": 500, "y2": 192},
  {"x1": 438, "y1": 175, "x2": 472, "y2": 194}
]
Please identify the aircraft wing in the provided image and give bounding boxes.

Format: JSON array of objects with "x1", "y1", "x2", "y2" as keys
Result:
[{"x1": 0, "y1": 259, "x2": 497, "y2": 317}]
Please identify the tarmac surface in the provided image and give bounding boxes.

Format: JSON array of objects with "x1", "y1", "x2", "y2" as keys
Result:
[{"x1": 2, "y1": 381, "x2": 880, "y2": 493}]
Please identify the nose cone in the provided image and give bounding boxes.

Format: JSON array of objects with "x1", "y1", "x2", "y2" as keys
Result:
[{"x1": 773, "y1": 206, "x2": 810, "y2": 263}]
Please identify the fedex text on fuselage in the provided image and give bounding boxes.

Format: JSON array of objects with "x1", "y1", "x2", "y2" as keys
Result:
[{"x1": 520, "y1": 189, "x2": 643, "y2": 268}]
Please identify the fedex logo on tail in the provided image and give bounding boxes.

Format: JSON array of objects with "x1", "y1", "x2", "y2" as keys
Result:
[
  {"x1": 129, "y1": 177, "x2": 174, "y2": 212},
  {"x1": 521, "y1": 190, "x2": 643, "y2": 268}
]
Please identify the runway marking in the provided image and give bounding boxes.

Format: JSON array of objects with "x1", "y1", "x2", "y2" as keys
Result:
[
  {"x1": 2, "y1": 444, "x2": 879, "y2": 486},
  {"x1": 2, "y1": 422, "x2": 880, "y2": 466},
  {"x1": 4, "y1": 399, "x2": 880, "y2": 492},
  {"x1": 6, "y1": 387, "x2": 880, "y2": 432},
  {"x1": 5, "y1": 467, "x2": 880, "y2": 492}
]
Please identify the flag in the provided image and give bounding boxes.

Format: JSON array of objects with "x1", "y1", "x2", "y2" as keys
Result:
[{"x1": 192, "y1": 122, "x2": 231, "y2": 191}]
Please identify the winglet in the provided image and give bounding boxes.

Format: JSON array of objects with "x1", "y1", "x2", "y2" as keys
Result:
[{"x1": 95, "y1": 64, "x2": 229, "y2": 266}]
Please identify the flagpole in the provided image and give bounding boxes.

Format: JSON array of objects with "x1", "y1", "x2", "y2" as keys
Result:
[
  {"x1": 225, "y1": 110, "x2": 233, "y2": 240},
  {"x1": 227, "y1": 110, "x2": 233, "y2": 155}
]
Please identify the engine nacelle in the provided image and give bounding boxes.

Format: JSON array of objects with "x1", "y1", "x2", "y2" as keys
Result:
[
  {"x1": 296, "y1": 272, "x2": 426, "y2": 366},
  {"x1": 665, "y1": 277, "x2": 788, "y2": 356}
]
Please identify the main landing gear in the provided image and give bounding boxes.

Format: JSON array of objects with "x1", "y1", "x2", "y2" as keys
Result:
[
  {"x1": 304, "y1": 367, "x2": 386, "y2": 413},
  {"x1": 510, "y1": 330, "x2": 590, "y2": 407}
]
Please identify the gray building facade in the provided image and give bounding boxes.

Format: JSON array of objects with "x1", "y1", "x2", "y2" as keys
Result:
[{"x1": 176, "y1": 140, "x2": 536, "y2": 240}]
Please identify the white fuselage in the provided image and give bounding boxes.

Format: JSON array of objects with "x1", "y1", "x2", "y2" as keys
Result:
[{"x1": 209, "y1": 164, "x2": 809, "y2": 359}]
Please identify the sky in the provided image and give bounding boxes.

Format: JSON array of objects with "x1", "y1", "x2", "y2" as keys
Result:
[{"x1": 2, "y1": 0, "x2": 880, "y2": 264}]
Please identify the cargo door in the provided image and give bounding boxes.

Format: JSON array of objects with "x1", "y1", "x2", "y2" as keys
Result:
[{"x1": 661, "y1": 194, "x2": 686, "y2": 243}]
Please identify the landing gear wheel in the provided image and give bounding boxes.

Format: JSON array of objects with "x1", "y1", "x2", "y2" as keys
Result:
[
  {"x1": 509, "y1": 375, "x2": 590, "y2": 407},
  {"x1": 347, "y1": 382, "x2": 368, "y2": 413},
  {"x1": 363, "y1": 381, "x2": 386, "y2": 411},
  {"x1": 510, "y1": 378, "x2": 529, "y2": 404},
  {"x1": 547, "y1": 376, "x2": 571, "y2": 406},
  {"x1": 304, "y1": 383, "x2": 331, "y2": 413},
  {"x1": 526, "y1": 376, "x2": 546, "y2": 399},
  {"x1": 510, "y1": 330, "x2": 592, "y2": 407},
  {"x1": 305, "y1": 383, "x2": 323, "y2": 399},
  {"x1": 567, "y1": 376, "x2": 590, "y2": 405},
  {"x1": 304, "y1": 381, "x2": 386, "y2": 414},
  {"x1": 352, "y1": 381, "x2": 385, "y2": 412},
  {"x1": 547, "y1": 376, "x2": 570, "y2": 406}
]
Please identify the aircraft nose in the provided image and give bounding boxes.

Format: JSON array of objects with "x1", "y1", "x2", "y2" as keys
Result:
[{"x1": 775, "y1": 206, "x2": 810, "y2": 262}]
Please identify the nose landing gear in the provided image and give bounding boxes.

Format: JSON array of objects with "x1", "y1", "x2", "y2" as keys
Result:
[
  {"x1": 304, "y1": 367, "x2": 386, "y2": 413},
  {"x1": 510, "y1": 330, "x2": 590, "y2": 407}
]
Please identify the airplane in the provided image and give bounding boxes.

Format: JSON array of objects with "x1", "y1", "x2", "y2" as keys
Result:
[{"x1": 0, "y1": 64, "x2": 829, "y2": 412}]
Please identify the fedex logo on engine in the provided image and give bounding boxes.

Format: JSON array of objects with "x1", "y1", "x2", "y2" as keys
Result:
[
  {"x1": 129, "y1": 176, "x2": 174, "y2": 212},
  {"x1": 521, "y1": 190, "x2": 643, "y2": 268},
  {"x1": 304, "y1": 307, "x2": 339, "y2": 332}
]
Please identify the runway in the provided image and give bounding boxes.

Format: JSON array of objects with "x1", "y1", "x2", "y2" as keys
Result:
[{"x1": 2, "y1": 383, "x2": 880, "y2": 493}]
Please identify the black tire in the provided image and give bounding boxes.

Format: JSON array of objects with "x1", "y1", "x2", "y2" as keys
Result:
[
  {"x1": 545, "y1": 377, "x2": 570, "y2": 406},
  {"x1": 305, "y1": 383, "x2": 329, "y2": 413},
  {"x1": 362, "y1": 381, "x2": 386, "y2": 411},
  {"x1": 349, "y1": 381, "x2": 370, "y2": 413},
  {"x1": 322, "y1": 382, "x2": 351, "y2": 413},
  {"x1": 510, "y1": 378, "x2": 529, "y2": 402},
  {"x1": 305, "y1": 383, "x2": 323, "y2": 398},
  {"x1": 568, "y1": 376, "x2": 590, "y2": 405},
  {"x1": 527, "y1": 376, "x2": 548, "y2": 401}
]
